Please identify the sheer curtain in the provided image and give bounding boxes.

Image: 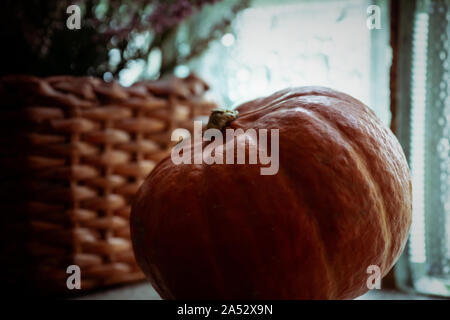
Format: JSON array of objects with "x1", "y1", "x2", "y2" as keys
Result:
[{"x1": 393, "y1": 0, "x2": 450, "y2": 297}]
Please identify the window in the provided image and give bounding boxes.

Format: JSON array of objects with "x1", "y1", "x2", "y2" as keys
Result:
[
  {"x1": 189, "y1": 0, "x2": 391, "y2": 125},
  {"x1": 393, "y1": 0, "x2": 450, "y2": 297}
]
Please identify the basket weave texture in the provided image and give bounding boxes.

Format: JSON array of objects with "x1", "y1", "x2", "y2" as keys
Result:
[{"x1": 0, "y1": 74, "x2": 215, "y2": 294}]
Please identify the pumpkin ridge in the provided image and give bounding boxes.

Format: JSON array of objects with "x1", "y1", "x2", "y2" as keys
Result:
[
  {"x1": 278, "y1": 158, "x2": 366, "y2": 299},
  {"x1": 277, "y1": 165, "x2": 338, "y2": 299},
  {"x1": 296, "y1": 103, "x2": 393, "y2": 272},
  {"x1": 270, "y1": 100, "x2": 392, "y2": 297},
  {"x1": 234, "y1": 90, "x2": 326, "y2": 121},
  {"x1": 198, "y1": 165, "x2": 236, "y2": 298},
  {"x1": 131, "y1": 173, "x2": 174, "y2": 299},
  {"x1": 235, "y1": 86, "x2": 368, "y2": 123},
  {"x1": 198, "y1": 163, "x2": 284, "y2": 298}
]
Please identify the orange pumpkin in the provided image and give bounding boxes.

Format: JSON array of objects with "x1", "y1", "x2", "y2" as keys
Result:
[{"x1": 131, "y1": 87, "x2": 412, "y2": 299}]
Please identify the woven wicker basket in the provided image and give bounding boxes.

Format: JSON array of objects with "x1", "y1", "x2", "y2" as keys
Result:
[{"x1": 0, "y1": 74, "x2": 215, "y2": 295}]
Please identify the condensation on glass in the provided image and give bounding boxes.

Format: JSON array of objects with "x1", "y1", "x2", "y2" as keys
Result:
[
  {"x1": 396, "y1": 0, "x2": 450, "y2": 297},
  {"x1": 189, "y1": 0, "x2": 391, "y2": 125}
]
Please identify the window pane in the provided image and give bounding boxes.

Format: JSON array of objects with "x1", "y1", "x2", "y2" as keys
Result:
[
  {"x1": 190, "y1": 0, "x2": 391, "y2": 125},
  {"x1": 396, "y1": 0, "x2": 450, "y2": 297}
]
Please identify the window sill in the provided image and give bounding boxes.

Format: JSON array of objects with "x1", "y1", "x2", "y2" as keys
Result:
[{"x1": 73, "y1": 282, "x2": 445, "y2": 300}]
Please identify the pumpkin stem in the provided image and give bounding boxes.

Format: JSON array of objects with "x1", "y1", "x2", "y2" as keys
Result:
[{"x1": 206, "y1": 109, "x2": 239, "y2": 130}]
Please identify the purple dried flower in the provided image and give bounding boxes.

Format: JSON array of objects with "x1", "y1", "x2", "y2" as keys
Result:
[
  {"x1": 0, "y1": 0, "x2": 242, "y2": 77},
  {"x1": 149, "y1": 0, "x2": 219, "y2": 33}
]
